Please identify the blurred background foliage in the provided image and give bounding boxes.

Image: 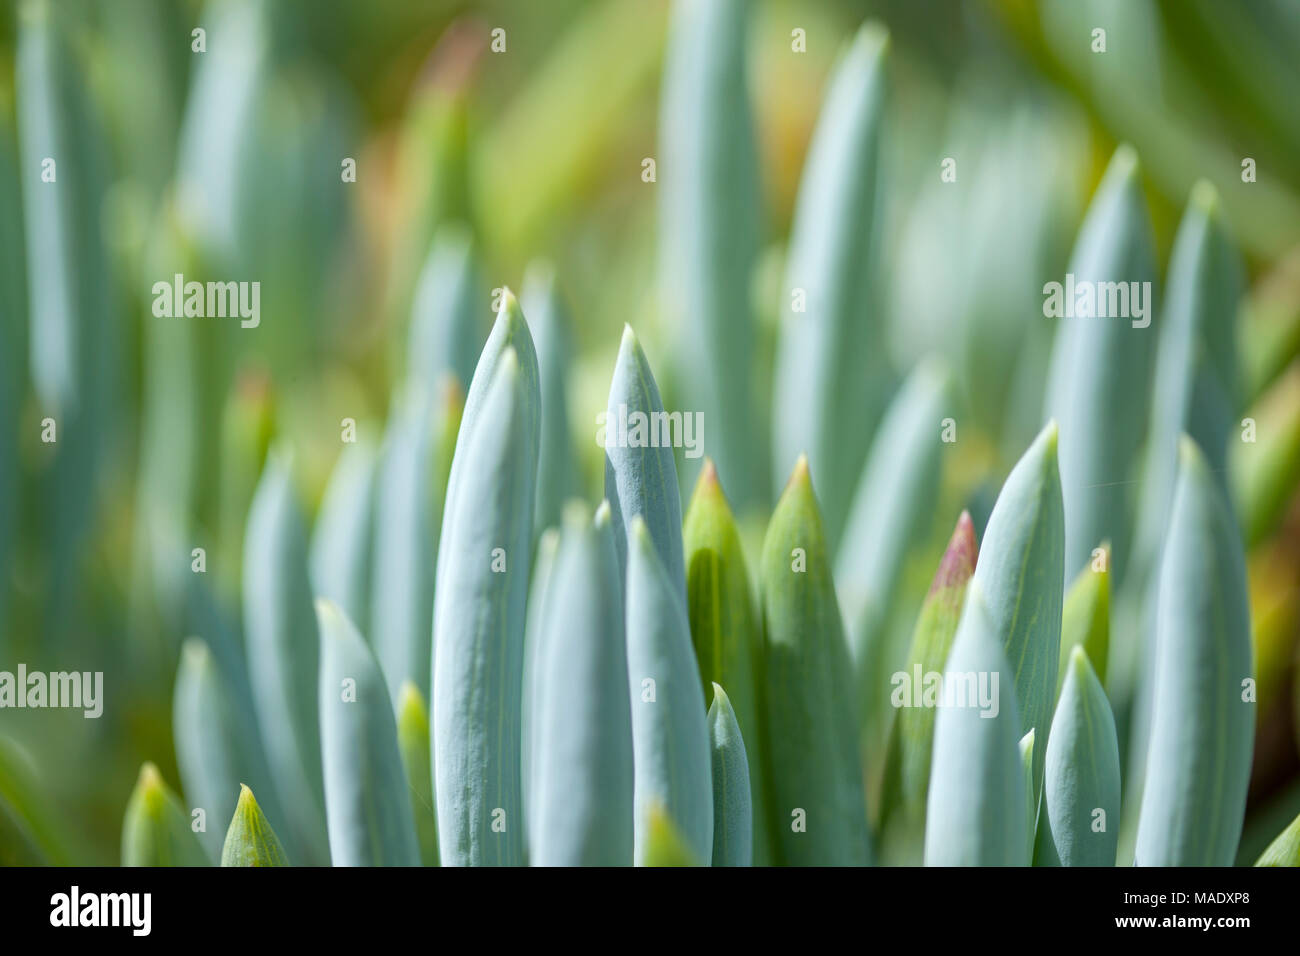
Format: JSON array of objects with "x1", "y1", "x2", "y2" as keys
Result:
[{"x1": 1, "y1": 0, "x2": 1299, "y2": 864}]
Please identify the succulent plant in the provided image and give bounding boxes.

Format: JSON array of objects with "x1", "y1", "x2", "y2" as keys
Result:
[{"x1": 2, "y1": 0, "x2": 1297, "y2": 872}]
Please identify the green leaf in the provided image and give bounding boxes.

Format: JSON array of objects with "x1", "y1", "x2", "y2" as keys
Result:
[
  {"x1": 759, "y1": 458, "x2": 870, "y2": 866},
  {"x1": 395, "y1": 682, "x2": 439, "y2": 867},
  {"x1": 923, "y1": 585, "x2": 1027, "y2": 866},
  {"x1": 522, "y1": 262, "x2": 577, "y2": 536},
  {"x1": 626, "y1": 515, "x2": 713, "y2": 864},
  {"x1": 972, "y1": 420, "x2": 1064, "y2": 799},
  {"x1": 121, "y1": 763, "x2": 209, "y2": 867},
  {"x1": 707, "y1": 683, "x2": 753, "y2": 867},
  {"x1": 836, "y1": 357, "x2": 952, "y2": 737},
  {"x1": 682, "y1": 459, "x2": 768, "y2": 864},
  {"x1": 432, "y1": 345, "x2": 539, "y2": 866},
  {"x1": 1234, "y1": 361, "x2": 1300, "y2": 547},
  {"x1": 173, "y1": 637, "x2": 289, "y2": 864},
  {"x1": 1057, "y1": 546, "x2": 1110, "y2": 693},
  {"x1": 407, "y1": 224, "x2": 483, "y2": 394},
  {"x1": 1135, "y1": 437, "x2": 1254, "y2": 866},
  {"x1": 642, "y1": 803, "x2": 700, "y2": 867},
  {"x1": 1044, "y1": 144, "x2": 1158, "y2": 584},
  {"x1": 658, "y1": 0, "x2": 764, "y2": 510},
  {"x1": 221, "y1": 785, "x2": 289, "y2": 867},
  {"x1": 1035, "y1": 647, "x2": 1120, "y2": 866},
  {"x1": 604, "y1": 325, "x2": 686, "y2": 601},
  {"x1": 242, "y1": 450, "x2": 329, "y2": 865},
  {"x1": 530, "y1": 502, "x2": 634, "y2": 866},
  {"x1": 310, "y1": 438, "x2": 378, "y2": 635},
  {"x1": 772, "y1": 23, "x2": 891, "y2": 549},
  {"x1": 385, "y1": 59, "x2": 473, "y2": 326},
  {"x1": 17, "y1": 0, "x2": 120, "y2": 637},
  {"x1": 0, "y1": 736, "x2": 71, "y2": 866},
  {"x1": 878, "y1": 511, "x2": 977, "y2": 848},
  {"x1": 317, "y1": 599, "x2": 420, "y2": 867},
  {"x1": 0, "y1": 117, "x2": 23, "y2": 653},
  {"x1": 1254, "y1": 811, "x2": 1300, "y2": 867}
]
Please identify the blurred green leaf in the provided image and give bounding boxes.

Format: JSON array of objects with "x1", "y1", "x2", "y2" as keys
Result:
[
  {"x1": 772, "y1": 23, "x2": 891, "y2": 548},
  {"x1": 395, "y1": 682, "x2": 439, "y2": 867},
  {"x1": 121, "y1": 763, "x2": 209, "y2": 867}
]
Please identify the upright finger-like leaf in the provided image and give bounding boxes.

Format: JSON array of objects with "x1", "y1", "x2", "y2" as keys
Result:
[
  {"x1": 121, "y1": 763, "x2": 209, "y2": 867},
  {"x1": 1057, "y1": 547, "x2": 1110, "y2": 694},
  {"x1": 371, "y1": 383, "x2": 452, "y2": 703},
  {"x1": 1035, "y1": 647, "x2": 1120, "y2": 866},
  {"x1": 1254, "y1": 812, "x2": 1300, "y2": 867},
  {"x1": 836, "y1": 357, "x2": 952, "y2": 737},
  {"x1": 923, "y1": 586, "x2": 1026, "y2": 866},
  {"x1": 0, "y1": 118, "x2": 25, "y2": 651},
  {"x1": 1044, "y1": 144, "x2": 1157, "y2": 583},
  {"x1": 1234, "y1": 361, "x2": 1300, "y2": 547},
  {"x1": 658, "y1": 0, "x2": 763, "y2": 510},
  {"x1": 17, "y1": 0, "x2": 120, "y2": 637},
  {"x1": 221, "y1": 785, "x2": 289, "y2": 867},
  {"x1": 707, "y1": 683, "x2": 752, "y2": 867},
  {"x1": 1132, "y1": 182, "x2": 1241, "y2": 587},
  {"x1": 772, "y1": 24, "x2": 890, "y2": 548},
  {"x1": 318, "y1": 600, "x2": 420, "y2": 867},
  {"x1": 173, "y1": 637, "x2": 289, "y2": 864},
  {"x1": 434, "y1": 289, "x2": 540, "y2": 636},
  {"x1": 878, "y1": 512, "x2": 977, "y2": 845},
  {"x1": 972, "y1": 420, "x2": 1063, "y2": 797},
  {"x1": 531, "y1": 502, "x2": 634, "y2": 866},
  {"x1": 310, "y1": 439, "x2": 378, "y2": 633},
  {"x1": 604, "y1": 325, "x2": 685, "y2": 600},
  {"x1": 1019, "y1": 729, "x2": 1037, "y2": 862},
  {"x1": 682, "y1": 458, "x2": 767, "y2": 863},
  {"x1": 626, "y1": 515, "x2": 713, "y2": 864},
  {"x1": 521, "y1": 527, "x2": 560, "y2": 844},
  {"x1": 522, "y1": 263, "x2": 576, "y2": 537},
  {"x1": 761, "y1": 458, "x2": 870, "y2": 866},
  {"x1": 396, "y1": 682, "x2": 438, "y2": 867},
  {"x1": 1135, "y1": 437, "x2": 1254, "y2": 866},
  {"x1": 407, "y1": 224, "x2": 483, "y2": 394},
  {"x1": 433, "y1": 346, "x2": 539, "y2": 866},
  {"x1": 242, "y1": 451, "x2": 329, "y2": 865}
]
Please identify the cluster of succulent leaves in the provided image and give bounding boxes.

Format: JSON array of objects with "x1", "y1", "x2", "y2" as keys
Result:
[{"x1": 5, "y1": 1, "x2": 1300, "y2": 868}]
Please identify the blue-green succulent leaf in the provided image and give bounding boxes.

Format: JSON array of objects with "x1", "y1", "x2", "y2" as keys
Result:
[
  {"x1": 626, "y1": 515, "x2": 713, "y2": 865},
  {"x1": 530, "y1": 502, "x2": 634, "y2": 866},
  {"x1": 708, "y1": 683, "x2": 753, "y2": 867},
  {"x1": 317, "y1": 599, "x2": 420, "y2": 867},
  {"x1": 971, "y1": 421, "x2": 1064, "y2": 799},
  {"x1": 772, "y1": 23, "x2": 891, "y2": 547},
  {"x1": 923, "y1": 585, "x2": 1027, "y2": 866},
  {"x1": 242, "y1": 450, "x2": 329, "y2": 864},
  {"x1": 603, "y1": 325, "x2": 686, "y2": 602},
  {"x1": 1134, "y1": 437, "x2": 1254, "y2": 866},
  {"x1": 432, "y1": 346, "x2": 539, "y2": 866},
  {"x1": 1035, "y1": 647, "x2": 1120, "y2": 866},
  {"x1": 658, "y1": 0, "x2": 764, "y2": 510}
]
